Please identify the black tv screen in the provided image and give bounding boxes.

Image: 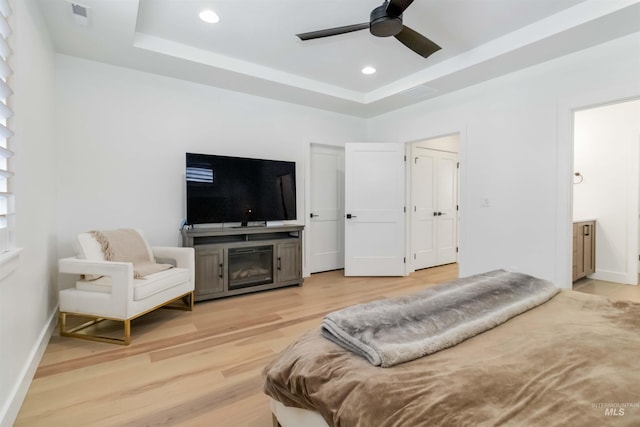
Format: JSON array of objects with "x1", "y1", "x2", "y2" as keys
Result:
[{"x1": 186, "y1": 153, "x2": 296, "y2": 225}]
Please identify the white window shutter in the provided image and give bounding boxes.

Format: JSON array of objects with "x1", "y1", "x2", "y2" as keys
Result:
[{"x1": 0, "y1": 0, "x2": 13, "y2": 253}]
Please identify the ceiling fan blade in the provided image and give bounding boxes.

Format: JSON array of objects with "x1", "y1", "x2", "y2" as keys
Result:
[
  {"x1": 394, "y1": 25, "x2": 441, "y2": 58},
  {"x1": 296, "y1": 23, "x2": 369, "y2": 41},
  {"x1": 386, "y1": 0, "x2": 415, "y2": 17}
]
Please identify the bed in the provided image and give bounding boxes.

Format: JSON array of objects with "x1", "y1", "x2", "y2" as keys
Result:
[{"x1": 263, "y1": 271, "x2": 640, "y2": 426}]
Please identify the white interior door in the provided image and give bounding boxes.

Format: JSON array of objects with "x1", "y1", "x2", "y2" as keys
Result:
[
  {"x1": 412, "y1": 149, "x2": 458, "y2": 270},
  {"x1": 435, "y1": 152, "x2": 458, "y2": 264},
  {"x1": 344, "y1": 143, "x2": 406, "y2": 276},
  {"x1": 309, "y1": 144, "x2": 344, "y2": 273},
  {"x1": 412, "y1": 152, "x2": 437, "y2": 268}
]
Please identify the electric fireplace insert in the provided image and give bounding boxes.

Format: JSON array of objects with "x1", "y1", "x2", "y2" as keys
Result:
[{"x1": 227, "y1": 246, "x2": 273, "y2": 290}]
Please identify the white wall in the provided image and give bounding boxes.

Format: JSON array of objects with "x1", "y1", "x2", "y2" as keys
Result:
[
  {"x1": 573, "y1": 99, "x2": 640, "y2": 284},
  {"x1": 0, "y1": 1, "x2": 57, "y2": 426},
  {"x1": 54, "y1": 55, "x2": 365, "y2": 260},
  {"x1": 366, "y1": 33, "x2": 640, "y2": 287}
]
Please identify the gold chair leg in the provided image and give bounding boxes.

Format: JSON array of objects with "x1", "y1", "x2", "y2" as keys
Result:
[
  {"x1": 59, "y1": 291, "x2": 194, "y2": 345},
  {"x1": 59, "y1": 312, "x2": 67, "y2": 336},
  {"x1": 163, "y1": 291, "x2": 195, "y2": 312},
  {"x1": 123, "y1": 319, "x2": 131, "y2": 345},
  {"x1": 59, "y1": 312, "x2": 130, "y2": 345}
]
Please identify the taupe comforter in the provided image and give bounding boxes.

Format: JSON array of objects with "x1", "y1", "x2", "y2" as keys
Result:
[{"x1": 263, "y1": 290, "x2": 640, "y2": 426}]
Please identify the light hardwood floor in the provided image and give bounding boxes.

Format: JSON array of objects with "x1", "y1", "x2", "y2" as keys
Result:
[
  {"x1": 573, "y1": 275, "x2": 640, "y2": 302},
  {"x1": 15, "y1": 264, "x2": 639, "y2": 426},
  {"x1": 15, "y1": 264, "x2": 457, "y2": 426}
]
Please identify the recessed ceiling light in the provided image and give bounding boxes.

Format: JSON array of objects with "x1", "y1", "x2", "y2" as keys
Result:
[
  {"x1": 199, "y1": 9, "x2": 220, "y2": 24},
  {"x1": 361, "y1": 66, "x2": 376, "y2": 75}
]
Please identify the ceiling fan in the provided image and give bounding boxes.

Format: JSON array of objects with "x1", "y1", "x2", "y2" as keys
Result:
[{"x1": 296, "y1": 0, "x2": 441, "y2": 59}]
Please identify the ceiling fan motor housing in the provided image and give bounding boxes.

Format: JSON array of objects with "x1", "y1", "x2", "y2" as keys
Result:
[{"x1": 370, "y1": 4, "x2": 402, "y2": 37}]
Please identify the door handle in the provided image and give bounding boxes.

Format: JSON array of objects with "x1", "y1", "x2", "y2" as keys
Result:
[
  {"x1": 310, "y1": 213, "x2": 319, "y2": 218},
  {"x1": 346, "y1": 213, "x2": 357, "y2": 219},
  {"x1": 433, "y1": 212, "x2": 446, "y2": 216},
  {"x1": 219, "y1": 264, "x2": 223, "y2": 278}
]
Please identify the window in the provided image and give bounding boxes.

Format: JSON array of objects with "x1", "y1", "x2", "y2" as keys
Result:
[{"x1": 0, "y1": 0, "x2": 13, "y2": 253}]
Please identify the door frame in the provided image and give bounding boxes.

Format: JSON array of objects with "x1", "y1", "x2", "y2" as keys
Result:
[
  {"x1": 406, "y1": 134, "x2": 462, "y2": 274},
  {"x1": 571, "y1": 99, "x2": 640, "y2": 286},
  {"x1": 557, "y1": 88, "x2": 640, "y2": 289}
]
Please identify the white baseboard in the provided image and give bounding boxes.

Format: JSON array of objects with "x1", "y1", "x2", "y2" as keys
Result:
[
  {"x1": 590, "y1": 270, "x2": 637, "y2": 285},
  {"x1": 0, "y1": 306, "x2": 58, "y2": 427}
]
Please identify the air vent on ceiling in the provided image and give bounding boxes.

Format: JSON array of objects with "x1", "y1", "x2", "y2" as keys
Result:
[
  {"x1": 69, "y1": 2, "x2": 91, "y2": 27},
  {"x1": 401, "y1": 85, "x2": 438, "y2": 100}
]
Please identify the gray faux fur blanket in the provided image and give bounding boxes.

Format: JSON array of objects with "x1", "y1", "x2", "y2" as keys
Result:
[{"x1": 321, "y1": 270, "x2": 560, "y2": 367}]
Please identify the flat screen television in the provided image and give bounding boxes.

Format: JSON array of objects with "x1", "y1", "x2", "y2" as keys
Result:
[{"x1": 186, "y1": 152, "x2": 296, "y2": 225}]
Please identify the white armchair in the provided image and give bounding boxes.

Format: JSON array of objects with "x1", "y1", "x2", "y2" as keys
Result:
[{"x1": 58, "y1": 230, "x2": 195, "y2": 345}]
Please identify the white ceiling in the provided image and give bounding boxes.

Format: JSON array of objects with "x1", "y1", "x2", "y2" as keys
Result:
[{"x1": 37, "y1": 0, "x2": 640, "y2": 117}]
